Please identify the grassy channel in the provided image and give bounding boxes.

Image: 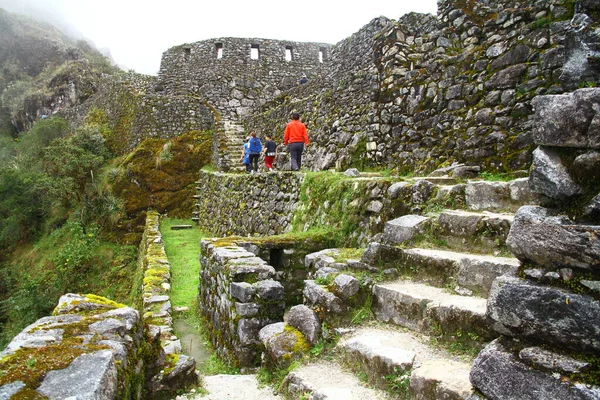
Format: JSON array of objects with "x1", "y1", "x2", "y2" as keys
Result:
[
  {"x1": 159, "y1": 217, "x2": 239, "y2": 376},
  {"x1": 159, "y1": 218, "x2": 202, "y2": 309}
]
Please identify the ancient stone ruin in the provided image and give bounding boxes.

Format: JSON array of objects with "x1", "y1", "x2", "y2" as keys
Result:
[{"x1": 1, "y1": 0, "x2": 600, "y2": 398}]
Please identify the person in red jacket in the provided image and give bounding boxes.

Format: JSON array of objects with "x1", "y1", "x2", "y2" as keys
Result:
[{"x1": 283, "y1": 112, "x2": 309, "y2": 171}]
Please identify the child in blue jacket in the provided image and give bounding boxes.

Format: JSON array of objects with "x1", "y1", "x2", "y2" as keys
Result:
[{"x1": 247, "y1": 131, "x2": 263, "y2": 173}]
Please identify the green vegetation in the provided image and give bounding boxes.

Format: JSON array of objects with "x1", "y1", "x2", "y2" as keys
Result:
[
  {"x1": 160, "y1": 218, "x2": 203, "y2": 308},
  {"x1": 478, "y1": 171, "x2": 518, "y2": 182},
  {"x1": 0, "y1": 219, "x2": 138, "y2": 348},
  {"x1": 160, "y1": 218, "x2": 241, "y2": 377}
]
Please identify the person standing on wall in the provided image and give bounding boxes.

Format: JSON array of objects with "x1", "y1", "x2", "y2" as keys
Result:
[
  {"x1": 248, "y1": 131, "x2": 263, "y2": 173},
  {"x1": 283, "y1": 113, "x2": 309, "y2": 171},
  {"x1": 262, "y1": 134, "x2": 278, "y2": 171}
]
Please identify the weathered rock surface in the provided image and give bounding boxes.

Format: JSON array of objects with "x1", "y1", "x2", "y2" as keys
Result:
[
  {"x1": 303, "y1": 280, "x2": 347, "y2": 315},
  {"x1": 506, "y1": 205, "x2": 600, "y2": 270},
  {"x1": 471, "y1": 338, "x2": 600, "y2": 400},
  {"x1": 286, "y1": 305, "x2": 321, "y2": 345},
  {"x1": 531, "y1": 88, "x2": 600, "y2": 148},
  {"x1": 283, "y1": 361, "x2": 389, "y2": 399},
  {"x1": 332, "y1": 274, "x2": 360, "y2": 300},
  {"x1": 487, "y1": 275, "x2": 600, "y2": 353},
  {"x1": 373, "y1": 280, "x2": 490, "y2": 339},
  {"x1": 382, "y1": 215, "x2": 429, "y2": 245},
  {"x1": 259, "y1": 322, "x2": 308, "y2": 368},
  {"x1": 338, "y1": 328, "x2": 416, "y2": 386},
  {"x1": 530, "y1": 146, "x2": 582, "y2": 199},
  {"x1": 410, "y1": 359, "x2": 473, "y2": 400}
]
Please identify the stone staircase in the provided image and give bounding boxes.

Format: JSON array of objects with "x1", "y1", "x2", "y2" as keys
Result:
[
  {"x1": 276, "y1": 178, "x2": 530, "y2": 399},
  {"x1": 176, "y1": 374, "x2": 281, "y2": 399},
  {"x1": 213, "y1": 119, "x2": 247, "y2": 173}
]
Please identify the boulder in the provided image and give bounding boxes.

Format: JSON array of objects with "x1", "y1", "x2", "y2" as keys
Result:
[
  {"x1": 259, "y1": 322, "x2": 309, "y2": 368},
  {"x1": 531, "y1": 88, "x2": 600, "y2": 148},
  {"x1": 332, "y1": 274, "x2": 360, "y2": 300},
  {"x1": 303, "y1": 281, "x2": 346, "y2": 315},
  {"x1": 506, "y1": 206, "x2": 600, "y2": 270},
  {"x1": 530, "y1": 147, "x2": 582, "y2": 199},
  {"x1": 287, "y1": 305, "x2": 321, "y2": 345},
  {"x1": 471, "y1": 338, "x2": 600, "y2": 400},
  {"x1": 487, "y1": 275, "x2": 600, "y2": 353}
]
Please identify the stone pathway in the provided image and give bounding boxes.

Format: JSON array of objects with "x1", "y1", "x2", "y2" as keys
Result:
[
  {"x1": 284, "y1": 360, "x2": 391, "y2": 399},
  {"x1": 177, "y1": 375, "x2": 280, "y2": 399}
]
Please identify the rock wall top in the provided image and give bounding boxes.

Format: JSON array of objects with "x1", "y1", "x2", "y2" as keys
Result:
[
  {"x1": 246, "y1": 0, "x2": 600, "y2": 174},
  {"x1": 157, "y1": 37, "x2": 332, "y2": 119}
]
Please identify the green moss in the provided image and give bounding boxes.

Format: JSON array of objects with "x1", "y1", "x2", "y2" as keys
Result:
[
  {"x1": 143, "y1": 275, "x2": 165, "y2": 287},
  {"x1": 83, "y1": 294, "x2": 126, "y2": 309}
]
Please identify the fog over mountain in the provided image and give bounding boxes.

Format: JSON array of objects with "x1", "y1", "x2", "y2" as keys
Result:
[{"x1": 0, "y1": 0, "x2": 438, "y2": 75}]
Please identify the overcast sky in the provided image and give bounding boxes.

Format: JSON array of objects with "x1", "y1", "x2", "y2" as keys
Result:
[{"x1": 1, "y1": 0, "x2": 438, "y2": 75}]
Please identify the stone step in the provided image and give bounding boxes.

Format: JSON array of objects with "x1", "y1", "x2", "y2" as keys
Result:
[
  {"x1": 411, "y1": 176, "x2": 459, "y2": 185},
  {"x1": 179, "y1": 374, "x2": 280, "y2": 399},
  {"x1": 337, "y1": 327, "x2": 474, "y2": 398},
  {"x1": 399, "y1": 247, "x2": 520, "y2": 297},
  {"x1": 433, "y1": 209, "x2": 514, "y2": 253},
  {"x1": 465, "y1": 178, "x2": 541, "y2": 212},
  {"x1": 283, "y1": 360, "x2": 389, "y2": 399},
  {"x1": 372, "y1": 280, "x2": 494, "y2": 341}
]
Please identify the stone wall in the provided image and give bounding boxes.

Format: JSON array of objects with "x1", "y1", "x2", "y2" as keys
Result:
[
  {"x1": 157, "y1": 38, "x2": 332, "y2": 119},
  {"x1": 195, "y1": 170, "x2": 469, "y2": 247},
  {"x1": 194, "y1": 170, "x2": 304, "y2": 237},
  {"x1": 138, "y1": 211, "x2": 197, "y2": 395},
  {"x1": 246, "y1": 0, "x2": 600, "y2": 174},
  {"x1": 199, "y1": 238, "x2": 285, "y2": 368},
  {"x1": 469, "y1": 87, "x2": 600, "y2": 399},
  {"x1": 0, "y1": 294, "x2": 147, "y2": 399},
  {"x1": 65, "y1": 71, "x2": 215, "y2": 154}
]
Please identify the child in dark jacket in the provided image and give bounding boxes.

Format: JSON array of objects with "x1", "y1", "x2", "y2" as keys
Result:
[{"x1": 263, "y1": 134, "x2": 277, "y2": 171}]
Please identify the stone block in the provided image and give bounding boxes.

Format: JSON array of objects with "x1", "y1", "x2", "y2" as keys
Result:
[
  {"x1": 255, "y1": 280, "x2": 284, "y2": 301},
  {"x1": 332, "y1": 274, "x2": 360, "y2": 300},
  {"x1": 409, "y1": 359, "x2": 473, "y2": 400},
  {"x1": 303, "y1": 281, "x2": 346, "y2": 315},
  {"x1": 235, "y1": 302, "x2": 261, "y2": 317},
  {"x1": 531, "y1": 88, "x2": 600, "y2": 148},
  {"x1": 471, "y1": 338, "x2": 600, "y2": 400},
  {"x1": 338, "y1": 329, "x2": 416, "y2": 387},
  {"x1": 506, "y1": 206, "x2": 600, "y2": 270},
  {"x1": 287, "y1": 305, "x2": 321, "y2": 345},
  {"x1": 360, "y1": 242, "x2": 404, "y2": 266},
  {"x1": 230, "y1": 282, "x2": 255, "y2": 303},
  {"x1": 37, "y1": 350, "x2": 118, "y2": 400},
  {"x1": 382, "y1": 215, "x2": 429, "y2": 245},
  {"x1": 465, "y1": 181, "x2": 512, "y2": 211},
  {"x1": 530, "y1": 146, "x2": 582, "y2": 199},
  {"x1": 487, "y1": 275, "x2": 600, "y2": 353}
]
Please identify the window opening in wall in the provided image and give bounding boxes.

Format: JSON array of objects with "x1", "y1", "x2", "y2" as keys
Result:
[
  {"x1": 285, "y1": 46, "x2": 293, "y2": 62},
  {"x1": 319, "y1": 47, "x2": 326, "y2": 63},
  {"x1": 216, "y1": 43, "x2": 223, "y2": 59},
  {"x1": 183, "y1": 47, "x2": 191, "y2": 61},
  {"x1": 269, "y1": 248, "x2": 284, "y2": 270},
  {"x1": 251, "y1": 44, "x2": 259, "y2": 60}
]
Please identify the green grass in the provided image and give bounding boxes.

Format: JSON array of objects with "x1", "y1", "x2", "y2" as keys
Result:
[
  {"x1": 160, "y1": 218, "x2": 204, "y2": 308},
  {"x1": 160, "y1": 218, "x2": 241, "y2": 376}
]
